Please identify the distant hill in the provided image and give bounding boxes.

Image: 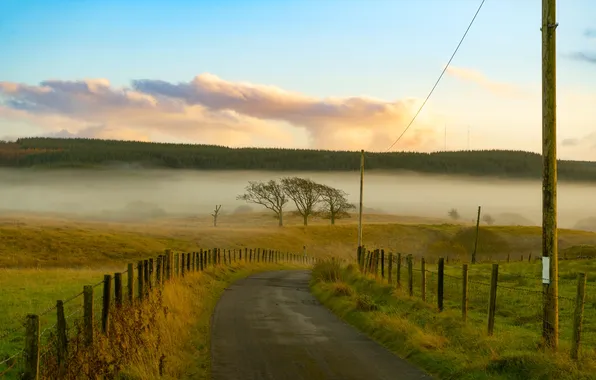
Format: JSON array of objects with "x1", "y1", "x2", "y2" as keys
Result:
[{"x1": 1, "y1": 137, "x2": 596, "y2": 182}]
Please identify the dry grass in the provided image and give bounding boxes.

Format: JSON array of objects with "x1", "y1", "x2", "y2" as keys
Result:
[
  {"x1": 311, "y1": 262, "x2": 596, "y2": 380},
  {"x1": 3, "y1": 211, "x2": 596, "y2": 269},
  {"x1": 6, "y1": 262, "x2": 304, "y2": 380}
]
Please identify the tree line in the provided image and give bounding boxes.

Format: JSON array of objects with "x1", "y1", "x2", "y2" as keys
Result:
[
  {"x1": 237, "y1": 177, "x2": 355, "y2": 226},
  {"x1": 1, "y1": 137, "x2": 596, "y2": 182}
]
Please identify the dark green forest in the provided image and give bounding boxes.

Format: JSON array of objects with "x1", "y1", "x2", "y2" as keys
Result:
[{"x1": 1, "y1": 137, "x2": 596, "y2": 182}]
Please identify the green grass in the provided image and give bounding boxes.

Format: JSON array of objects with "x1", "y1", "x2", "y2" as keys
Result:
[
  {"x1": 311, "y1": 260, "x2": 596, "y2": 380},
  {"x1": 0, "y1": 268, "x2": 115, "y2": 375}
]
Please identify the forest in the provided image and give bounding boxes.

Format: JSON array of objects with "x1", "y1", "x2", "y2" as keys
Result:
[{"x1": 1, "y1": 137, "x2": 596, "y2": 182}]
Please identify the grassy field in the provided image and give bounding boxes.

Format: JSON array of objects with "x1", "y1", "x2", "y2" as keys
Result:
[
  {"x1": 3, "y1": 211, "x2": 596, "y2": 268},
  {"x1": 311, "y1": 260, "x2": 596, "y2": 379},
  {"x1": 2, "y1": 210, "x2": 596, "y2": 377}
]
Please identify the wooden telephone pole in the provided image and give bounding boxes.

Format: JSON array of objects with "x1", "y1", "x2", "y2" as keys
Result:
[
  {"x1": 357, "y1": 150, "x2": 364, "y2": 249},
  {"x1": 541, "y1": 0, "x2": 559, "y2": 350}
]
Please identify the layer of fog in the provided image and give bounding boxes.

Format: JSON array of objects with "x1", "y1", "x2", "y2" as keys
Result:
[{"x1": 1, "y1": 168, "x2": 595, "y2": 230}]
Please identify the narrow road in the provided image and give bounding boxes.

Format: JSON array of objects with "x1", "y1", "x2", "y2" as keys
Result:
[{"x1": 211, "y1": 270, "x2": 432, "y2": 380}]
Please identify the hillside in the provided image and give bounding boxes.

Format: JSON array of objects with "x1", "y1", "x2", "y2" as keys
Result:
[{"x1": 2, "y1": 137, "x2": 596, "y2": 181}]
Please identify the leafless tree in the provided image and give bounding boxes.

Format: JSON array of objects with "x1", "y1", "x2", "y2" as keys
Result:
[
  {"x1": 236, "y1": 180, "x2": 288, "y2": 226},
  {"x1": 212, "y1": 205, "x2": 222, "y2": 227},
  {"x1": 319, "y1": 185, "x2": 355, "y2": 225},
  {"x1": 482, "y1": 214, "x2": 495, "y2": 225},
  {"x1": 281, "y1": 177, "x2": 323, "y2": 226},
  {"x1": 448, "y1": 208, "x2": 460, "y2": 221}
]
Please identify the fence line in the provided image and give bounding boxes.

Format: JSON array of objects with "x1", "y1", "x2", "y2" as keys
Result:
[
  {"x1": 355, "y1": 246, "x2": 595, "y2": 360},
  {"x1": 0, "y1": 247, "x2": 319, "y2": 379}
]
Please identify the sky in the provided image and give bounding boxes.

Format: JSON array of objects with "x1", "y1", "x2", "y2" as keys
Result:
[{"x1": 1, "y1": 0, "x2": 595, "y2": 160}]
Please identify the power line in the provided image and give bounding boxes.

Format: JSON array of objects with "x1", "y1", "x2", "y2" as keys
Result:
[{"x1": 385, "y1": 0, "x2": 487, "y2": 152}]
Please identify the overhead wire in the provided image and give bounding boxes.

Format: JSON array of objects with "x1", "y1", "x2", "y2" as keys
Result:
[{"x1": 384, "y1": 0, "x2": 487, "y2": 152}]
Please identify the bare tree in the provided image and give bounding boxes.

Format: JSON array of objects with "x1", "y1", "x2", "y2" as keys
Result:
[
  {"x1": 319, "y1": 185, "x2": 355, "y2": 225},
  {"x1": 482, "y1": 214, "x2": 495, "y2": 225},
  {"x1": 281, "y1": 177, "x2": 323, "y2": 226},
  {"x1": 448, "y1": 208, "x2": 460, "y2": 221},
  {"x1": 212, "y1": 205, "x2": 222, "y2": 227},
  {"x1": 236, "y1": 180, "x2": 288, "y2": 226}
]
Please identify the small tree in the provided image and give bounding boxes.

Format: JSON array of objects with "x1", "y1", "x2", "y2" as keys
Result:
[
  {"x1": 319, "y1": 185, "x2": 355, "y2": 225},
  {"x1": 211, "y1": 205, "x2": 222, "y2": 227},
  {"x1": 281, "y1": 177, "x2": 323, "y2": 226},
  {"x1": 236, "y1": 180, "x2": 288, "y2": 226},
  {"x1": 482, "y1": 214, "x2": 495, "y2": 225},
  {"x1": 448, "y1": 208, "x2": 460, "y2": 221}
]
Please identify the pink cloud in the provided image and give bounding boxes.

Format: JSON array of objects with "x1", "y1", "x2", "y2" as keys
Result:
[
  {"x1": 0, "y1": 74, "x2": 444, "y2": 151},
  {"x1": 445, "y1": 66, "x2": 530, "y2": 98}
]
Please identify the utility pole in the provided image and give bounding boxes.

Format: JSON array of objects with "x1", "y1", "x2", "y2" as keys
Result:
[
  {"x1": 472, "y1": 206, "x2": 481, "y2": 264},
  {"x1": 357, "y1": 150, "x2": 364, "y2": 249},
  {"x1": 541, "y1": 0, "x2": 558, "y2": 350}
]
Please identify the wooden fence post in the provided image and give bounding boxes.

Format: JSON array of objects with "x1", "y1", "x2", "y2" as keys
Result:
[
  {"x1": 137, "y1": 261, "x2": 144, "y2": 300},
  {"x1": 23, "y1": 314, "x2": 40, "y2": 380},
  {"x1": 114, "y1": 272, "x2": 123, "y2": 307},
  {"x1": 192, "y1": 251, "x2": 196, "y2": 271},
  {"x1": 387, "y1": 253, "x2": 393, "y2": 285},
  {"x1": 438, "y1": 258, "x2": 445, "y2": 311},
  {"x1": 156, "y1": 256, "x2": 162, "y2": 285},
  {"x1": 571, "y1": 272, "x2": 587, "y2": 360},
  {"x1": 165, "y1": 249, "x2": 172, "y2": 280},
  {"x1": 381, "y1": 249, "x2": 385, "y2": 279},
  {"x1": 407, "y1": 255, "x2": 413, "y2": 297},
  {"x1": 228, "y1": 250, "x2": 232, "y2": 264},
  {"x1": 149, "y1": 258, "x2": 154, "y2": 288},
  {"x1": 127, "y1": 263, "x2": 134, "y2": 304},
  {"x1": 421, "y1": 257, "x2": 426, "y2": 302},
  {"x1": 397, "y1": 253, "x2": 402, "y2": 287},
  {"x1": 56, "y1": 300, "x2": 67, "y2": 376},
  {"x1": 143, "y1": 260, "x2": 149, "y2": 292},
  {"x1": 102, "y1": 274, "x2": 112, "y2": 335},
  {"x1": 375, "y1": 249, "x2": 380, "y2": 278},
  {"x1": 181, "y1": 253, "x2": 186, "y2": 276},
  {"x1": 487, "y1": 263, "x2": 499, "y2": 336},
  {"x1": 83, "y1": 285, "x2": 93, "y2": 346},
  {"x1": 462, "y1": 264, "x2": 469, "y2": 322},
  {"x1": 199, "y1": 249, "x2": 204, "y2": 271}
]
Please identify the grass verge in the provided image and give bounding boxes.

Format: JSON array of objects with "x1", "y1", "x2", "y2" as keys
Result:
[
  {"x1": 1, "y1": 262, "x2": 304, "y2": 379},
  {"x1": 310, "y1": 261, "x2": 596, "y2": 380}
]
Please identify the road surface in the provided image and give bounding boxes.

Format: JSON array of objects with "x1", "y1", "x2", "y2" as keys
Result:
[{"x1": 211, "y1": 270, "x2": 432, "y2": 380}]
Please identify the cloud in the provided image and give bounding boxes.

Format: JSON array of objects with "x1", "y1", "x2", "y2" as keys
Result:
[
  {"x1": 445, "y1": 66, "x2": 529, "y2": 97},
  {"x1": 569, "y1": 52, "x2": 596, "y2": 65},
  {"x1": 584, "y1": 29, "x2": 596, "y2": 39},
  {"x1": 560, "y1": 132, "x2": 596, "y2": 161},
  {"x1": 561, "y1": 138, "x2": 580, "y2": 147},
  {"x1": 0, "y1": 75, "x2": 443, "y2": 151}
]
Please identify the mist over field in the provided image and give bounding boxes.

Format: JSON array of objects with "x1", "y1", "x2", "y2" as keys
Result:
[{"x1": 1, "y1": 167, "x2": 595, "y2": 229}]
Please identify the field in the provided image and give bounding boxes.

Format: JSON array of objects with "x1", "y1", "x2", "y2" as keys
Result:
[{"x1": 2, "y1": 210, "x2": 596, "y2": 378}]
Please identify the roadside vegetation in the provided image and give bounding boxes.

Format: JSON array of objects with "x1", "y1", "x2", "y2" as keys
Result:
[{"x1": 310, "y1": 260, "x2": 596, "y2": 380}]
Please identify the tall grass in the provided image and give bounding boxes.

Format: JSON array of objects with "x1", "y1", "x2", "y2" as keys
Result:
[
  {"x1": 4, "y1": 262, "x2": 301, "y2": 380},
  {"x1": 310, "y1": 261, "x2": 596, "y2": 380}
]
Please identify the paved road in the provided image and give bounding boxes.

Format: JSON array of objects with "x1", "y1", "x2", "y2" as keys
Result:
[{"x1": 211, "y1": 270, "x2": 432, "y2": 380}]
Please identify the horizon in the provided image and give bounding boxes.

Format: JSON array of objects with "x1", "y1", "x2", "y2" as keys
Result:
[
  {"x1": 6, "y1": 135, "x2": 596, "y2": 164},
  {"x1": 1, "y1": 0, "x2": 595, "y2": 160}
]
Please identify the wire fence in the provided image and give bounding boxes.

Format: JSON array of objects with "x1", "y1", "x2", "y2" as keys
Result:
[
  {"x1": 357, "y1": 247, "x2": 596, "y2": 358},
  {"x1": 0, "y1": 248, "x2": 315, "y2": 379}
]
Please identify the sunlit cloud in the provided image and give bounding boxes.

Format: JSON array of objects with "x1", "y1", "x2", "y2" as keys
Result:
[{"x1": 0, "y1": 74, "x2": 444, "y2": 151}]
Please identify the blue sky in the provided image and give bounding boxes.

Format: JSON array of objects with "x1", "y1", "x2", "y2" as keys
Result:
[{"x1": 1, "y1": 0, "x2": 595, "y2": 159}]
